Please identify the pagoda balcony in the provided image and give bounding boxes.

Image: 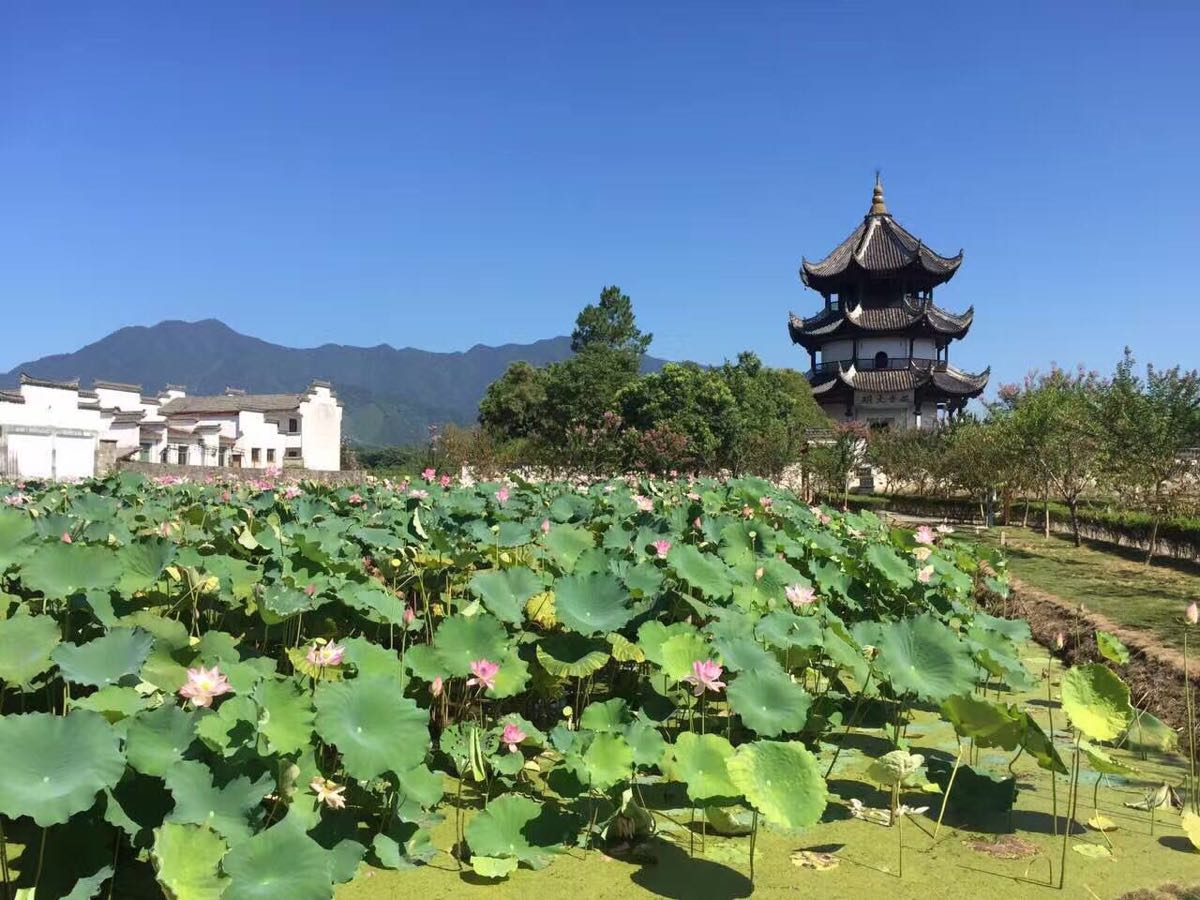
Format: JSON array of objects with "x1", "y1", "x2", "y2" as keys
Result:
[{"x1": 809, "y1": 356, "x2": 942, "y2": 377}]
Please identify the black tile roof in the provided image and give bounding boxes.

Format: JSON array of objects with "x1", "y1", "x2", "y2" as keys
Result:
[
  {"x1": 788, "y1": 301, "x2": 974, "y2": 348},
  {"x1": 159, "y1": 393, "x2": 303, "y2": 416},
  {"x1": 808, "y1": 361, "x2": 990, "y2": 400}
]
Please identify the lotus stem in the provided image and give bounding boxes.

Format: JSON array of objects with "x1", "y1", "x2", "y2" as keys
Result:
[
  {"x1": 32, "y1": 826, "x2": 48, "y2": 895},
  {"x1": 748, "y1": 809, "x2": 759, "y2": 885},
  {"x1": 934, "y1": 742, "x2": 963, "y2": 839},
  {"x1": 825, "y1": 672, "x2": 872, "y2": 778},
  {"x1": 1185, "y1": 629, "x2": 1196, "y2": 815},
  {"x1": 897, "y1": 799, "x2": 903, "y2": 878},
  {"x1": 1047, "y1": 652, "x2": 1058, "y2": 836},
  {"x1": 1058, "y1": 733, "x2": 1081, "y2": 890}
]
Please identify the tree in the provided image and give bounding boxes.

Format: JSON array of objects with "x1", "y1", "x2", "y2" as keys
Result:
[
  {"x1": 478, "y1": 361, "x2": 549, "y2": 441},
  {"x1": 808, "y1": 422, "x2": 869, "y2": 509},
  {"x1": 1099, "y1": 349, "x2": 1200, "y2": 564},
  {"x1": 617, "y1": 363, "x2": 737, "y2": 471},
  {"x1": 720, "y1": 352, "x2": 828, "y2": 477},
  {"x1": 570, "y1": 285, "x2": 652, "y2": 359}
]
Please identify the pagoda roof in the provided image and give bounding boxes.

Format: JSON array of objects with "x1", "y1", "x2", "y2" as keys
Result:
[
  {"x1": 801, "y1": 177, "x2": 963, "y2": 292},
  {"x1": 787, "y1": 300, "x2": 973, "y2": 350},
  {"x1": 809, "y1": 360, "x2": 990, "y2": 400}
]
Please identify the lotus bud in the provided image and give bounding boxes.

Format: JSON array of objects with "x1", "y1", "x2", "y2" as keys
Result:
[{"x1": 1187, "y1": 601, "x2": 1199, "y2": 626}]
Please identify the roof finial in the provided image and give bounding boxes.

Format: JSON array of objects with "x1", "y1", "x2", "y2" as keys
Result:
[{"x1": 869, "y1": 170, "x2": 888, "y2": 216}]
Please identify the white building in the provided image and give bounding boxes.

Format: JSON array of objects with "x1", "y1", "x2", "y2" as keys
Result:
[{"x1": 0, "y1": 375, "x2": 343, "y2": 480}]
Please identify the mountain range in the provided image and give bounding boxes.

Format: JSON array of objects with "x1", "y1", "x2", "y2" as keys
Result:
[{"x1": 3, "y1": 319, "x2": 668, "y2": 445}]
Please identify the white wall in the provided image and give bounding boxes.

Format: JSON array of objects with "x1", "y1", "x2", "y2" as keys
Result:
[{"x1": 298, "y1": 386, "x2": 342, "y2": 471}]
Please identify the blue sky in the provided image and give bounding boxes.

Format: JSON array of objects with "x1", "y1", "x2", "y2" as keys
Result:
[{"x1": 2, "y1": 2, "x2": 1196, "y2": 393}]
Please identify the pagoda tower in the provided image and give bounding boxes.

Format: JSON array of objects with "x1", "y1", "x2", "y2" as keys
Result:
[{"x1": 788, "y1": 176, "x2": 989, "y2": 428}]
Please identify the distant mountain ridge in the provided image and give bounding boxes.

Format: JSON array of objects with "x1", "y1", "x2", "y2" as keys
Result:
[{"x1": 3, "y1": 319, "x2": 667, "y2": 444}]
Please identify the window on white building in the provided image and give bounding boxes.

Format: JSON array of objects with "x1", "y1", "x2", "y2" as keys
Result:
[
  {"x1": 267, "y1": 449, "x2": 276, "y2": 463},
  {"x1": 288, "y1": 418, "x2": 298, "y2": 433},
  {"x1": 285, "y1": 448, "x2": 301, "y2": 459},
  {"x1": 176, "y1": 446, "x2": 188, "y2": 465},
  {"x1": 251, "y1": 448, "x2": 261, "y2": 464}
]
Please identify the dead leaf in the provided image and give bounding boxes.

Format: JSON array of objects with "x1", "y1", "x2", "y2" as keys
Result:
[
  {"x1": 791, "y1": 850, "x2": 839, "y2": 870},
  {"x1": 964, "y1": 835, "x2": 1040, "y2": 860}
]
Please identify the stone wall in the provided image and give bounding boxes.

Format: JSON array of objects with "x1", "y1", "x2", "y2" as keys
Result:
[{"x1": 116, "y1": 460, "x2": 367, "y2": 485}]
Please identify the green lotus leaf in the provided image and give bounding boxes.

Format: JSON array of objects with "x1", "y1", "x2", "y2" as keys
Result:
[
  {"x1": 1061, "y1": 663, "x2": 1133, "y2": 742},
  {"x1": 152, "y1": 822, "x2": 230, "y2": 900},
  {"x1": 0, "y1": 710, "x2": 125, "y2": 826},
  {"x1": 941, "y1": 694, "x2": 1023, "y2": 749},
  {"x1": 116, "y1": 538, "x2": 178, "y2": 593},
  {"x1": 470, "y1": 855, "x2": 518, "y2": 880},
  {"x1": 164, "y1": 760, "x2": 274, "y2": 843},
  {"x1": 710, "y1": 632, "x2": 781, "y2": 674},
  {"x1": 726, "y1": 668, "x2": 811, "y2": 737},
  {"x1": 553, "y1": 572, "x2": 633, "y2": 636},
  {"x1": 0, "y1": 610, "x2": 60, "y2": 685},
  {"x1": 579, "y1": 698, "x2": 631, "y2": 733},
  {"x1": 403, "y1": 643, "x2": 449, "y2": 683},
  {"x1": 660, "y1": 631, "x2": 710, "y2": 682},
  {"x1": 488, "y1": 649, "x2": 531, "y2": 699},
  {"x1": 372, "y1": 822, "x2": 436, "y2": 870},
  {"x1": 663, "y1": 733, "x2": 739, "y2": 801},
  {"x1": 754, "y1": 611, "x2": 822, "y2": 652},
  {"x1": 1095, "y1": 631, "x2": 1131, "y2": 666},
  {"x1": 872, "y1": 614, "x2": 975, "y2": 702},
  {"x1": 470, "y1": 567, "x2": 543, "y2": 624},
  {"x1": 1079, "y1": 739, "x2": 1138, "y2": 776},
  {"x1": 582, "y1": 733, "x2": 634, "y2": 790},
  {"x1": 624, "y1": 718, "x2": 667, "y2": 767},
  {"x1": 261, "y1": 585, "x2": 321, "y2": 623},
  {"x1": 18, "y1": 543, "x2": 122, "y2": 597},
  {"x1": 395, "y1": 764, "x2": 446, "y2": 808},
  {"x1": 71, "y1": 684, "x2": 152, "y2": 722},
  {"x1": 727, "y1": 740, "x2": 827, "y2": 831},
  {"x1": 255, "y1": 677, "x2": 315, "y2": 755},
  {"x1": 432, "y1": 613, "x2": 508, "y2": 676},
  {"x1": 196, "y1": 695, "x2": 259, "y2": 757},
  {"x1": 705, "y1": 805, "x2": 754, "y2": 836},
  {"x1": 343, "y1": 583, "x2": 408, "y2": 626},
  {"x1": 220, "y1": 820, "x2": 334, "y2": 900},
  {"x1": 464, "y1": 793, "x2": 559, "y2": 870},
  {"x1": 543, "y1": 524, "x2": 595, "y2": 571},
  {"x1": 52, "y1": 626, "x2": 154, "y2": 687},
  {"x1": 125, "y1": 704, "x2": 201, "y2": 777},
  {"x1": 314, "y1": 677, "x2": 429, "y2": 780},
  {"x1": 620, "y1": 560, "x2": 664, "y2": 597},
  {"x1": 340, "y1": 637, "x2": 405, "y2": 684},
  {"x1": 62, "y1": 864, "x2": 116, "y2": 900},
  {"x1": 636, "y1": 620, "x2": 697, "y2": 667},
  {"x1": 1018, "y1": 712, "x2": 1068, "y2": 774},
  {"x1": 0, "y1": 506, "x2": 35, "y2": 568},
  {"x1": 608, "y1": 632, "x2": 646, "y2": 663},
  {"x1": 536, "y1": 633, "x2": 609, "y2": 678},
  {"x1": 1125, "y1": 710, "x2": 1178, "y2": 752},
  {"x1": 667, "y1": 544, "x2": 734, "y2": 598},
  {"x1": 864, "y1": 543, "x2": 914, "y2": 588}
]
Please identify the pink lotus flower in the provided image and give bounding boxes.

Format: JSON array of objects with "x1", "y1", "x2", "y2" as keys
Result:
[
  {"x1": 409, "y1": 488, "x2": 429, "y2": 499},
  {"x1": 347, "y1": 492, "x2": 363, "y2": 505},
  {"x1": 786, "y1": 584, "x2": 816, "y2": 608},
  {"x1": 467, "y1": 659, "x2": 499, "y2": 691},
  {"x1": 741, "y1": 505, "x2": 754, "y2": 518},
  {"x1": 422, "y1": 467, "x2": 436, "y2": 482},
  {"x1": 440, "y1": 474, "x2": 452, "y2": 488},
  {"x1": 501, "y1": 722, "x2": 527, "y2": 753},
  {"x1": 283, "y1": 485, "x2": 302, "y2": 500},
  {"x1": 1187, "y1": 602, "x2": 1199, "y2": 626},
  {"x1": 221, "y1": 490, "x2": 232, "y2": 503},
  {"x1": 310, "y1": 776, "x2": 347, "y2": 810},
  {"x1": 683, "y1": 660, "x2": 726, "y2": 697},
  {"x1": 634, "y1": 495, "x2": 653, "y2": 512},
  {"x1": 820, "y1": 513, "x2": 832, "y2": 526},
  {"x1": 917, "y1": 565, "x2": 934, "y2": 584},
  {"x1": 1054, "y1": 632, "x2": 1065, "y2": 650},
  {"x1": 652, "y1": 539, "x2": 672, "y2": 557},
  {"x1": 494, "y1": 487, "x2": 510, "y2": 505},
  {"x1": 914, "y1": 525, "x2": 936, "y2": 545},
  {"x1": 431, "y1": 676, "x2": 444, "y2": 697},
  {"x1": 541, "y1": 519, "x2": 551, "y2": 535},
  {"x1": 913, "y1": 546, "x2": 932, "y2": 562},
  {"x1": 178, "y1": 665, "x2": 233, "y2": 708},
  {"x1": 403, "y1": 606, "x2": 415, "y2": 626},
  {"x1": 304, "y1": 583, "x2": 317, "y2": 597},
  {"x1": 60, "y1": 531, "x2": 72, "y2": 543},
  {"x1": 759, "y1": 496, "x2": 773, "y2": 509},
  {"x1": 693, "y1": 516, "x2": 702, "y2": 530},
  {"x1": 669, "y1": 469, "x2": 679, "y2": 478},
  {"x1": 306, "y1": 640, "x2": 346, "y2": 668}
]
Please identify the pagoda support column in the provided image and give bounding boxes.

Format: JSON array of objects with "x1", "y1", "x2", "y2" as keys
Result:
[{"x1": 809, "y1": 350, "x2": 816, "y2": 371}]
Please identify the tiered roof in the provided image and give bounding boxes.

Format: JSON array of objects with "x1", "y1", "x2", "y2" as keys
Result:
[
  {"x1": 787, "y1": 300, "x2": 973, "y2": 351},
  {"x1": 800, "y1": 177, "x2": 963, "y2": 293},
  {"x1": 809, "y1": 360, "x2": 990, "y2": 402}
]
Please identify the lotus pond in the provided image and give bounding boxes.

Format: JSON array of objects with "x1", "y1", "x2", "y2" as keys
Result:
[{"x1": 0, "y1": 473, "x2": 1195, "y2": 899}]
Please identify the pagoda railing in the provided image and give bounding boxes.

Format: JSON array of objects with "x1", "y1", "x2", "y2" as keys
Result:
[{"x1": 809, "y1": 356, "x2": 942, "y2": 377}]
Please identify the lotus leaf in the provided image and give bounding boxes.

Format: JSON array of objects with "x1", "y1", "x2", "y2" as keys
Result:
[
  {"x1": 659, "y1": 630, "x2": 710, "y2": 681},
  {"x1": 1061, "y1": 663, "x2": 1133, "y2": 741},
  {"x1": 553, "y1": 572, "x2": 633, "y2": 635},
  {"x1": 152, "y1": 822, "x2": 230, "y2": 900},
  {"x1": 726, "y1": 740, "x2": 827, "y2": 830},
  {"x1": 726, "y1": 668, "x2": 811, "y2": 737},
  {"x1": 19, "y1": 543, "x2": 122, "y2": 597},
  {"x1": 579, "y1": 698, "x2": 631, "y2": 732},
  {"x1": 0, "y1": 610, "x2": 60, "y2": 685},
  {"x1": 0, "y1": 710, "x2": 125, "y2": 826},
  {"x1": 667, "y1": 544, "x2": 734, "y2": 598},
  {"x1": 582, "y1": 732, "x2": 634, "y2": 789},
  {"x1": 432, "y1": 613, "x2": 508, "y2": 676},
  {"x1": 465, "y1": 793, "x2": 559, "y2": 870},
  {"x1": 872, "y1": 614, "x2": 975, "y2": 702},
  {"x1": 52, "y1": 626, "x2": 154, "y2": 687},
  {"x1": 663, "y1": 733, "x2": 739, "y2": 801},
  {"x1": 535, "y1": 633, "x2": 609, "y2": 678},
  {"x1": 220, "y1": 820, "x2": 334, "y2": 900},
  {"x1": 315, "y1": 677, "x2": 429, "y2": 779},
  {"x1": 1095, "y1": 630, "x2": 1131, "y2": 666},
  {"x1": 125, "y1": 704, "x2": 201, "y2": 777},
  {"x1": 164, "y1": 760, "x2": 273, "y2": 843},
  {"x1": 470, "y1": 567, "x2": 543, "y2": 623},
  {"x1": 543, "y1": 524, "x2": 594, "y2": 571},
  {"x1": 255, "y1": 677, "x2": 316, "y2": 755}
]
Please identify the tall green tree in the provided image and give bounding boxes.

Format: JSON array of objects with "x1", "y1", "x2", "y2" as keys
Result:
[
  {"x1": 1099, "y1": 349, "x2": 1200, "y2": 564},
  {"x1": 478, "y1": 361, "x2": 549, "y2": 441},
  {"x1": 617, "y1": 363, "x2": 737, "y2": 471},
  {"x1": 570, "y1": 285, "x2": 653, "y2": 358}
]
